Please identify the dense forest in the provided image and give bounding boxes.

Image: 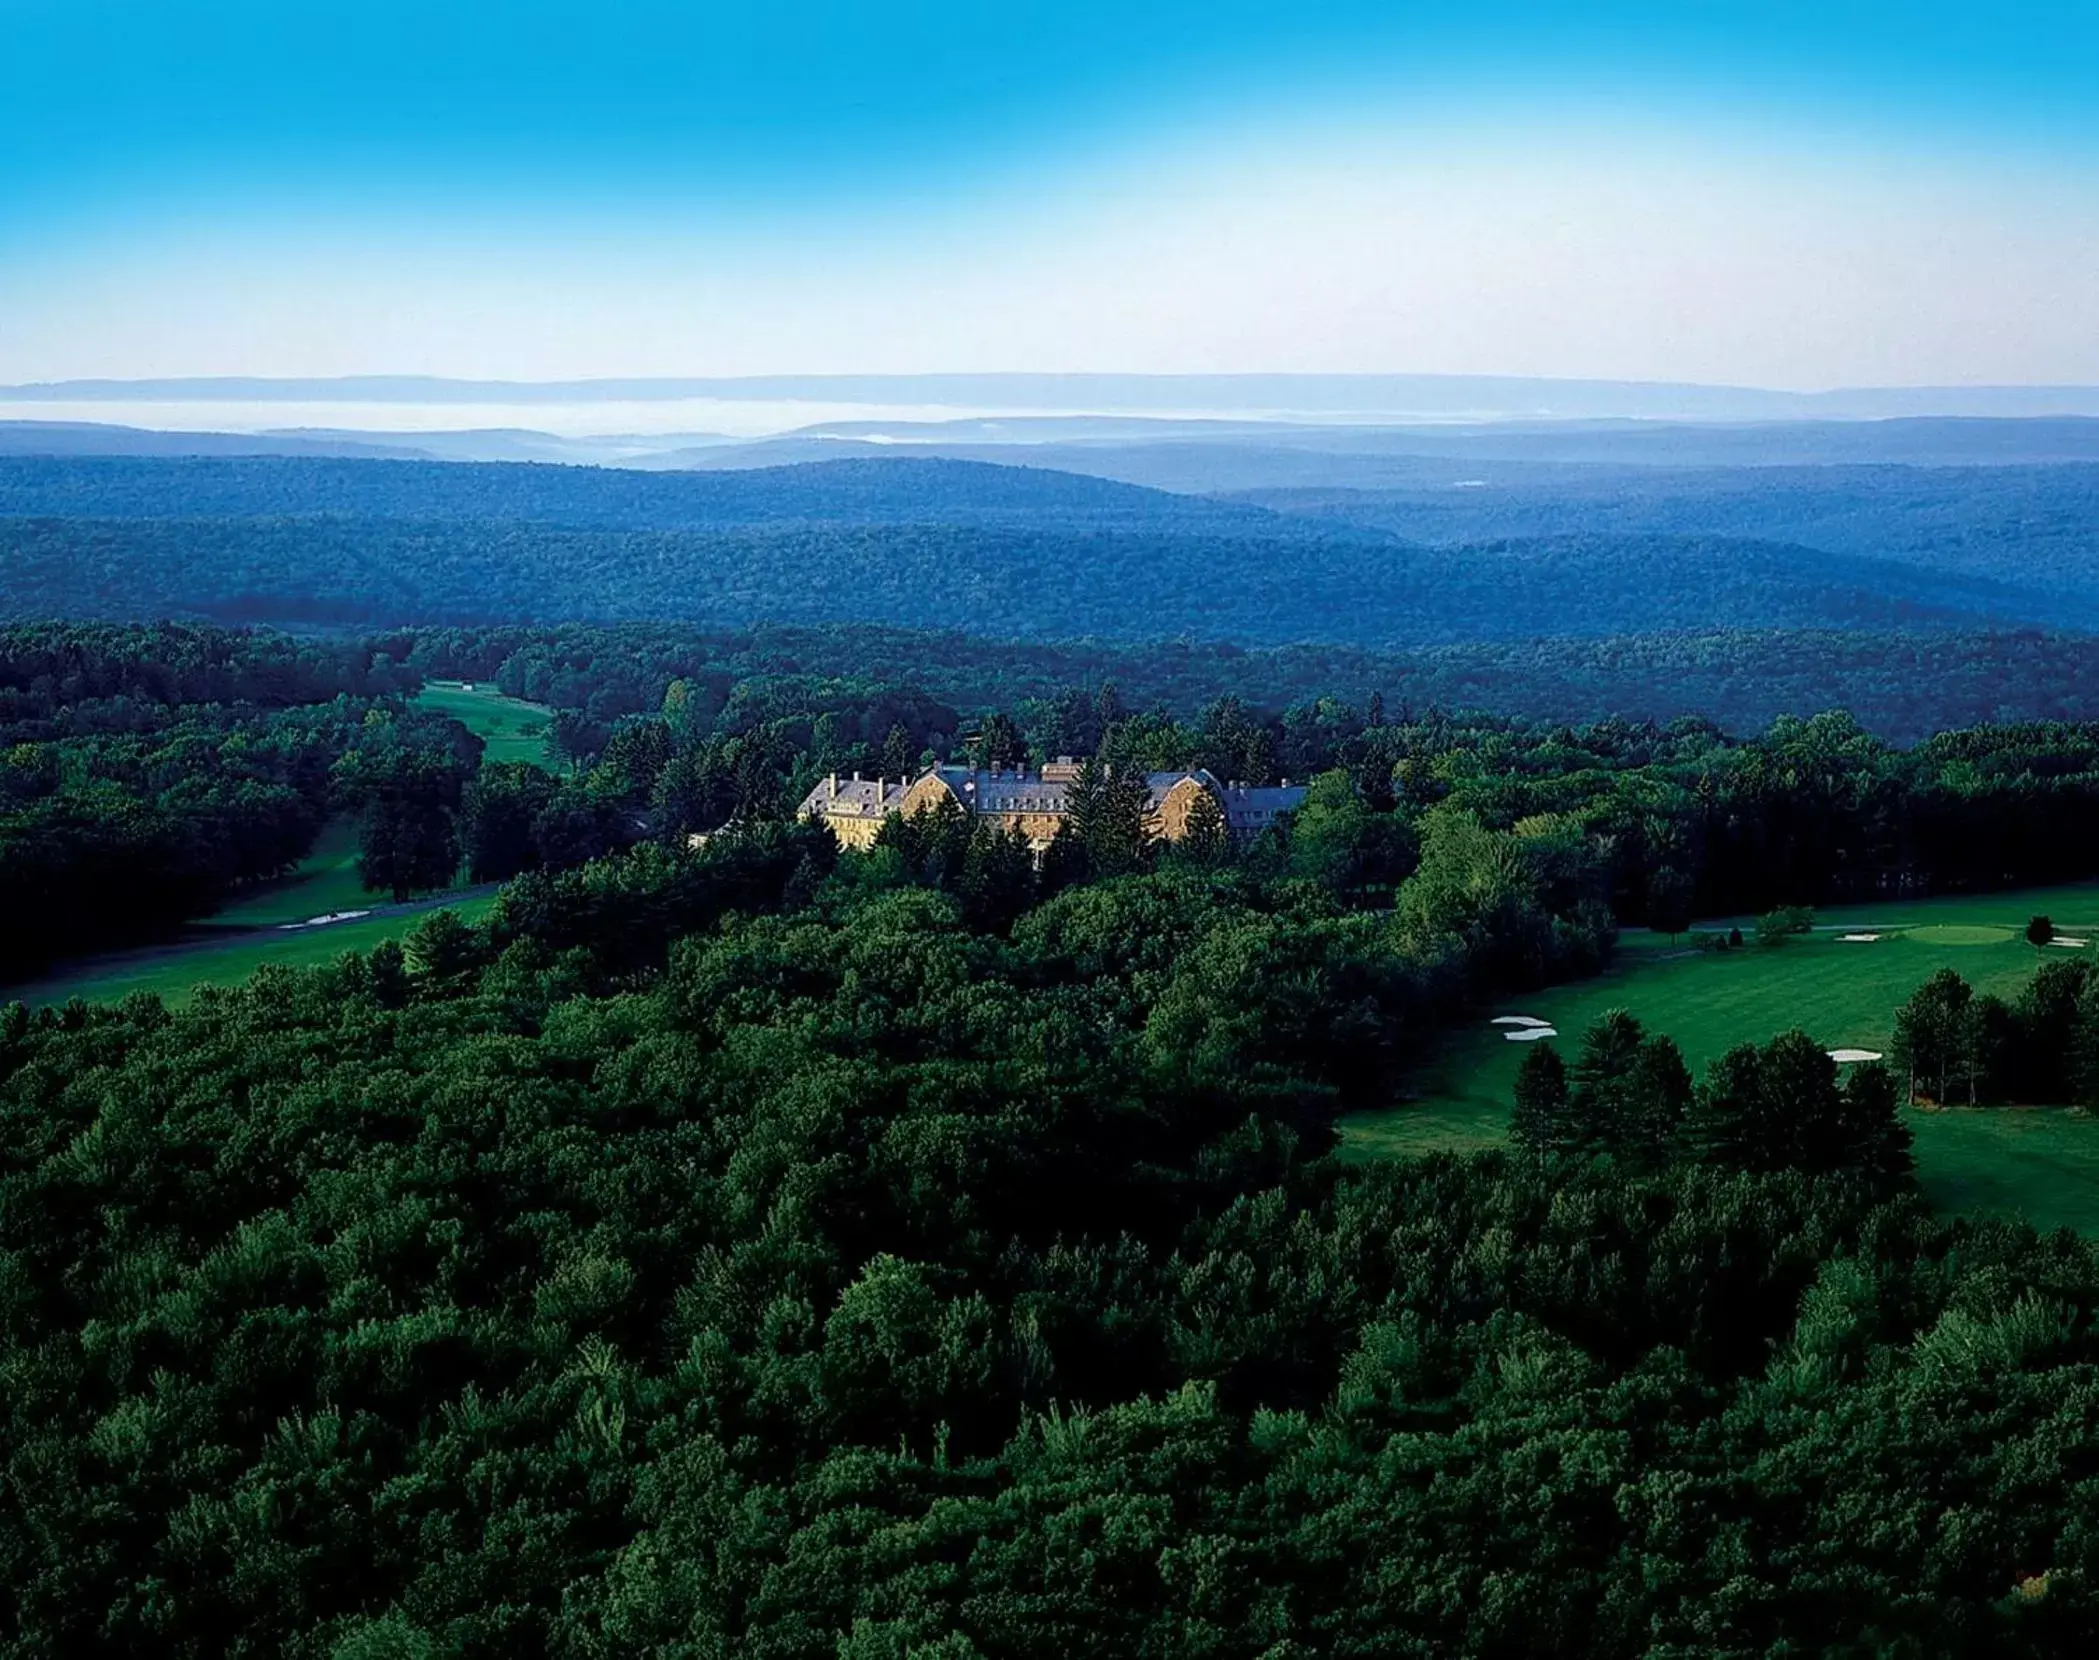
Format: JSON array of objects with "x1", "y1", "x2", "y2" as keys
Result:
[
  {"x1": 388, "y1": 617, "x2": 2099, "y2": 746},
  {"x1": 7, "y1": 788, "x2": 2099, "y2": 1653},
  {"x1": 23, "y1": 619, "x2": 2099, "y2": 981},
  {"x1": 11, "y1": 617, "x2": 2099, "y2": 1649},
  {"x1": 1241, "y1": 459, "x2": 2099, "y2": 595},
  {"x1": 7, "y1": 455, "x2": 2099, "y2": 649},
  {"x1": 0, "y1": 627, "x2": 432, "y2": 975}
]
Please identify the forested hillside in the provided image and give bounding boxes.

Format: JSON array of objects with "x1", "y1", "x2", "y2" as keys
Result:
[
  {"x1": 0, "y1": 454, "x2": 1293, "y2": 533},
  {"x1": 8, "y1": 452, "x2": 2097, "y2": 648},
  {"x1": 14, "y1": 619, "x2": 2099, "y2": 1651},
  {"x1": 390, "y1": 618, "x2": 2099, "y2": 746},
  {"x1": 1244, "y1": 461, "x2": 2099, "y2": 595},
  {"x1": 5, "y1": 758, "x2": 2099, "y2": 1656}
]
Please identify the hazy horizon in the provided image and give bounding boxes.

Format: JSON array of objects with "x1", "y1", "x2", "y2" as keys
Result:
[{"x1": 9, "y1": 373, "x2": 2099, "y2": 445}]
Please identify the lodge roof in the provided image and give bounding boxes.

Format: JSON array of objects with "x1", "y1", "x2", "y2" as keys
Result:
[{"x1": 796, "y1": 762, "x2": 1309, "y2": 827}]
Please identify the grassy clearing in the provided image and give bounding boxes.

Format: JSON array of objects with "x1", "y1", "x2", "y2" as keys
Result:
[
  {"x1": 1342, "y1": 883, "x2": 2099, "y2": 1234},
  {"x1": 413, "y1": 680, "x2": 555, "y2": 769},
  {"x1": 7, "y1": 896, "x2": 498, "y2": 1011},
  {"x1": 210, "y1": 819, "x2": 376, "y2": 926}
]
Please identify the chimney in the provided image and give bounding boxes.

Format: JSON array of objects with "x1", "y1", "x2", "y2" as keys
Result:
[
  {"x1": 852, "y1": 770, "x2": 861, "y2": 783},
  {"x1": 828, "y1": 772, "x2": 838, "y2": 798}
]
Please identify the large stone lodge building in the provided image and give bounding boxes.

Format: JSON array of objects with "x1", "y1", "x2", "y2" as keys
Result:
[{"x1": 798, "y1": 757, "x2": 1309, "y2": 852}]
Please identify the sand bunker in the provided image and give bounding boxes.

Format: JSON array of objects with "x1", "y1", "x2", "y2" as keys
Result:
[
  {"x1": 2051, "y1": 938, "x2": 2090, "y2": 949},
  {"x1": 1838, "y1": 933, "x2": 1883, "y2": 942},
  {"x1": 278, "y1": 909, "x2": 372, "y2": 931},
  {"x1": 1505, "y1": 1027, "x2": 1560, "y2": 1042},
  {"x1": 1827, "y1": 1049, "x2": 1885, "y2": 1063},
  {"x1": 1491, "y1": 1015, "x2": 1552, "y2": 1028}
]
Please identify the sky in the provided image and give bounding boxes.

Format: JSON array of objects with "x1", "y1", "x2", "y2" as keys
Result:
[{"x1": 2, "y1": 2, "x2": 2097, "y2": 390}]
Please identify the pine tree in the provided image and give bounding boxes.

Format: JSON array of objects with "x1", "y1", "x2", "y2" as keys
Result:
[
  {"x1": 959, "y1": 821, "x2": 1035, "y2": 932},
  {"x1": 1623, "y1": 1035, "x2": 1694, "y2": 1165},
  {"x1": 1069, "y1": 752, "x2": 1149, "y2": 878},
  {"x1": 971, "y1": 712, "x2": 1028, "y2": 772},
  {"x1": 1179, "y1": 788, "x2": 1230, "y2": 867},
  {"x1": 1509, "y1": 1043, "x2": 1571, "y2": 1154},
  {"x1": 781, "y1": 852, "x2": 826, "y2": 913},
  {"x1": 1835, "y1": 1060, "x2": 1915, "y2": 1186},
  {"x1": 1680, "y1": 1043, "x2": 1770, "y2": 1171},
  {"x1": 881, "y1": 723, "x2": 917, "y2": 780},
  {"x1": 1037, "y1": 820, "x2": 1089, "y2": 894},
  {"x1": 1758, "y1": 1029, "x2": 1845, "y2": 1170},
  {"x1": 1645, "y1": 867, "x2": 1695, "y2": 942},
  {"x1": 1568, "y1": 1010, "x2": 1646, "y2": 1155}
]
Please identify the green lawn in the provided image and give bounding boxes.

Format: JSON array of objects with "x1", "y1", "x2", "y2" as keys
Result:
[
  {"x1": 209, "y1": 819, "x2": 377, "y2": 926},
  {"x1": 1342, "y1": 883, "x2": 2099, "y2": 1234},
  {"x1": 413, "y1": 680, "x2": 556, "y2": 768},
  {"x1": 8, "y1": 896, "x2": 498, "y2": 1010}
]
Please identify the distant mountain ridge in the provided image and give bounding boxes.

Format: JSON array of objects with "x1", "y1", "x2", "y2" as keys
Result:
[
  {"x1": 0, "y1": 421, "x2": 432, "y2": 461},
  {"x1": 12, "y1": 413, "x2": 2099, "y2": 476},
  {"x1": 0, "y1": 453, "x2": 1319, "y2": 536},
  {"x1": 10, "y1": 373, "x2": 2099, "y2": 421},
  {"x1": 2, "y1": 453, "x2": 2091, "y2": 647}
]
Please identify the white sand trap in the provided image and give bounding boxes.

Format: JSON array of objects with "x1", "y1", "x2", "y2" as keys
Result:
[
  {"x1": 278, "y1": 909, "x2": 372, "y2": 931},
  {"x1": 1838, "y1": 933, "x2": 1883, "y2": 942},
  {"x1": 1506, "y1": 1027, "x2": 1560, "y2": 1042},
  {"x1": 1827, "y1": 1049, "x2": 1884, "y2": 1063},
  {"x1": 2050, "y1": 938, "x2": 2089, "y2": 948},
  {"x1": 1491, "y1": 1015, "x2": 1552, "y2": 1028}
]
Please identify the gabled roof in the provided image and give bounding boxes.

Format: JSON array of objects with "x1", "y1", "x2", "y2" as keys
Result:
[
  {"x1": 928, "y1": 766, "x2": 1072, "y2": 814},
  {"x1": 1219, "y1": 782, "x2": 1308, "y2": 829},
  {"x1": 798, "y1": 775, "x2": 910, "y2": 817}
]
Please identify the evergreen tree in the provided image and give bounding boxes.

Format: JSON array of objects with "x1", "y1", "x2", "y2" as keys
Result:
[
  {"x1": 1179, "y1": 788, "x2": 1230, "y2": 868},
  {"x1": 781, "y1": 851, "x2": 827, "y2": 913},
  {"x1": 971, "y1": 712, "x2": 1029, "y2": 772},
  {"x1": 1568, "y1": 1010, "x2": 1646, "y2": 1155},
  {"x1": 1834, "y1": 1060, "x2": 1915, "y2": 1186},
  {"x1": 1036, "y1": 819, "x2": 1089, "y2": 894},
  {"x1": 881, "y1": 722, "x2": 917, "y2": 780},
  {"x1": 1758, "y1": 1029, "x2": 1846, "y2": 1170},
  {"x1": 1645, "y1": 867, "x2": 1695, "y2": 942},
  {"x1": 460, "y1": 761, "x2": 555, "y2": 883},
  {"x1": 2017, "y1": 957, "x2": 2092, "y2": 1102},
  {"x1": 958, "y1": 821, "x2": 1036, "y2": 932},
  {"x1": 401, "y1": 907, "x2": 483, "y2": 993},
  {"x1": 1681, "y1": 1042, "x2": 1772, "y2": 1171},
  {"x1": 1623, "y1": 1034, "x2": 1695, "y2": 1165},
  {"x1": 357, "y1": 788, "x2": 459, "y2": 902},
  {"x1": 1069, "y1": 753, "x2": 1150, "y2": 878},
  {"x1": 1094, "y1": 680, "x2": 1124, "y2": 737},
  {"x1": 1969, "y1": 993, "x2": 2020, "y2": 1105},
  {"x1": 1509, "y1": 1042, "x2": 1571, "y2": 1154}
]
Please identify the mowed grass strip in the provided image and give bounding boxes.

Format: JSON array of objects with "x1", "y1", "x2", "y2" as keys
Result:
[
  {"x1": 209, "y1": 819, "x2": 375, "y2": 927},
  {"x1": 1343, "y1": 882, "x2": 2099, "y2": 1234},
  {"x1": 8, "y1": 897, "x2": 498, "y2": 1011},
  {"x1": 412, "y1": 680, "x2": 556, "y2": 768}
]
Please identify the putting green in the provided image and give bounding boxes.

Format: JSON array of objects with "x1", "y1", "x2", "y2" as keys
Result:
[{"x1": 1907, "y1": 923, "x2": 2015, "y2": 946}]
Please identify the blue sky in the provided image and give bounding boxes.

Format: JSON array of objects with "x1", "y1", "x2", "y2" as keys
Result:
[{"x1": 3, "y1": 2, "x2": 2097, "y2": 385}]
